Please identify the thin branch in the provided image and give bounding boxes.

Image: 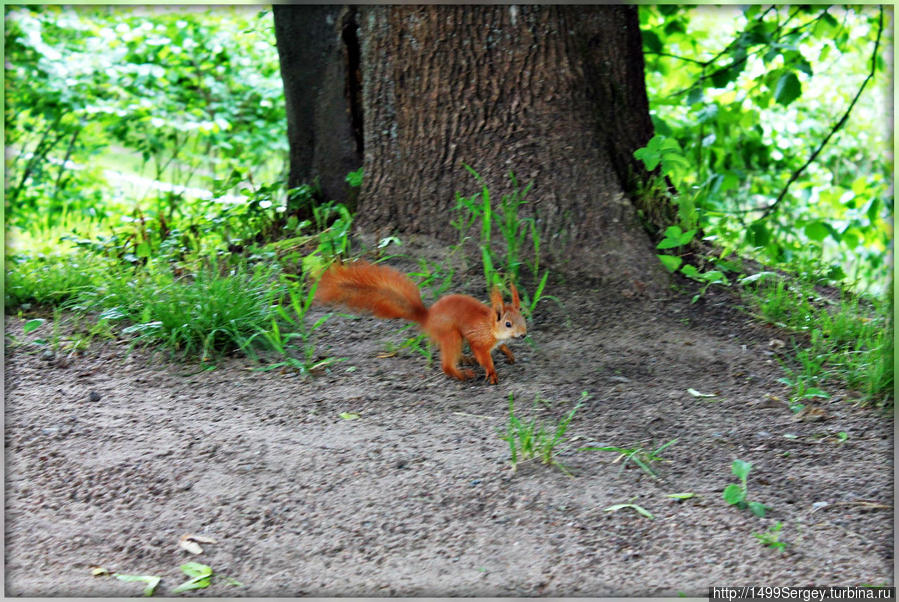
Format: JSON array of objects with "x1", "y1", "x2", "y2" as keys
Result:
[
  {"x1": 666, "y1": 7, "x2": 824, "y2": 100},
  {"x1": 9, "y1": 115, "x2": 66, "y2": 204},
  {"x1": 759, "y1": 6, "x2": 884, "y2": 221},
  {"x1": 644, "y1": 51, "x2": 707, "y2": 65},
  {"x1": 53, "y1": 126, "x2": 81, "y2": 200}
]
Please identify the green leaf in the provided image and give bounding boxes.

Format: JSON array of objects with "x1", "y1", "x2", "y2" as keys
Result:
[
  {"x1": 746, "y1": 222, "x2": 770, "y2": 247},
  {"x1": 664, "y1": 19, "x2": 686, "y2": 36},
  {"x1": 710, "y1": 66, "x2": 738, "y2": 88},
  {"x1": 701, "y1": 270, "x2": 727, "y2": 284},
  {"x1": 804, "y1": 221, "x2": 829, "y2": 242},
  {"x1": 634, "y1": 137, "x2": 662, "y2": 171},
  {"x1": 748, "y1": 501, "x2": 767, "y2": 517},
  {"x1": 345, "y1": 167, "x2": 363, "y2": 187},
  {"x1": 657, "y1": 237, "x2": 683, "y2": 250},
  {"x1": 180, "y1": 562, "x2": 213, "y2": 579},
  {"x1": 731, "y1": 459, "x2": 752, "y2": 480},
  {"x1": 680, "y1": 264, "x2": 700, "y2": 279},
  {"x1": 722, "y1": 483, "x2": 745, "y2": 505},
  {"x1": 339, "y1": 412, "x2": 360, "y2": 420},
  {"x1": 687, "y1": 87, "x2": 704, "y2": 105},
  {"x1": 802, "y1": 387, "x2": 830, "y2": 399},
  {"x1": 115, "y1": 574, "x2": 161, "y2": 597},
  {"x1": 172, "y1": 577, "x2": 211, "y2": 594},
  {"x1": 604, "y1": 503, "x2": 654, "y2": 519},
  {"x1": 667, "y1": 492, "x2": 696, "y2": 500},
  {"x1": 657, "y1": 225, "x2": 694, "y2": 249},
  {"x1": 642, "y1": 30, "x2": 662, "y2": 54},
  {"x1": 23, "y1": 318, "x2": 45, "y2": 334},
  {"x1": 658, "y1": 254, "x2": 682, "y2": 272},
  {"x1": 774, "y1": 72, "x2": 802, "y2": 106}
]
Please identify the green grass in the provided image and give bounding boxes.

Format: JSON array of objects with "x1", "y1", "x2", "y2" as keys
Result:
[
  {"x1": 583, "y1": 438, "x2": 678, "y2": 480},
  {"x1": 452, "y1": 165, "x2": 557, "y2": 317},
  {"x1": 499, "y1": 392, "x2": 587, "y2": 475},
  {"x1": 5, "y1": 252, "x2": 116, "y2": 310},
  {"x1": 82, "y1": 262, "x2": 284, "y2": 360},
  {"x1": 245, "y1": 274, "x2": 343, "y2": 375},
  {"x1": 742, "y1": 275, "x2": 893, "y2": 408}
]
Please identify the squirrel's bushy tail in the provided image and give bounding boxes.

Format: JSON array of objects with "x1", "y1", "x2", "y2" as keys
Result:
[{"x1": 315, "y1": 261, "x2": 429, "y2": 325}]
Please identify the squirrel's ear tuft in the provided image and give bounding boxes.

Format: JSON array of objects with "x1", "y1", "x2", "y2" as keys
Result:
[
  {"x1": 490, "y1": 286, "x2": 503, "y2": 314},
  {"x1": 510, "y1": 282, "x2": 521, "y2": 309}
]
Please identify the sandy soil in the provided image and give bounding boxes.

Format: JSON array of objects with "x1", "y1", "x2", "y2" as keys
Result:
[{"x1": 4, "y1": 246, "x2": 893, "y2": 596}]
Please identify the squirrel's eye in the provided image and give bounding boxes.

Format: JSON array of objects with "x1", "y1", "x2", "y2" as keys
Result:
[{"x1": 505, "y1": 321, "x2": 512, "y2": 328}]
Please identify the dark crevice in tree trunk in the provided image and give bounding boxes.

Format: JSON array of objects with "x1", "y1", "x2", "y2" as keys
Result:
[
  {"x1": 341, "y1": 7, "x2": 364, "y2": 159},
  {"x1": 273, "y1": 5, "x2": 362, "y2": 216}
]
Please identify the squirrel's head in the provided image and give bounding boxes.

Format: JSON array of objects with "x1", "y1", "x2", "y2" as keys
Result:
[{"x1": 491, "y1": 282, "x2": 527, "y2": 341}]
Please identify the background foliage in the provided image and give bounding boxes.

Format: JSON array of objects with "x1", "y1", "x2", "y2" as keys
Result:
[
  {"x1": 639, "y1": 5, "x2": 892, "y2": 295},
  {"x1": 5, "y1": 5, "x2": 286, "y2": 234}
]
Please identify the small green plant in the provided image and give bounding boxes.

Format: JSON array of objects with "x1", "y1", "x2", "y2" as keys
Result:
[
  {"x1": 408, "y1": 258, "x2": 456, "y2": 302},
  {"x1": 172, "y1": 562, "x2": 214, "y2": 594},
  {"x1": 654, "y1": 224, "x2": 732, "y2": 303},
  {"x1": 723, "y1": 459, "x2": 768, "y2": 517},
  {"x1": 584, "y1": 438, "x2": 678, "y2": 479},
  {"x1": 247, "y1": 274, "x2": 343, "y2": 375},
  {"x1": 453, "y1": 165, "x2": 556, "y2": 316},
  {"x1": 311, "y1": 201, "x2": 353, "y2": 259},
  {"x1": 23, "y1": 318, "x2": 45, "y2": 335},
  {"x1": 380, "y1": 326, "x2": 433, "y2": 366},
  {"x1": 499, "y1": 391, "x2": 588, "y2": 475},
  {"x1": 345, "y1": 167, "x2": 364, "y2": 188},
  {"x1": 95, "y1": 561, "x2": 241, "y2": 596},
  {"x1": 753, "y1": 521, "x2": 787, "y2": 553}
]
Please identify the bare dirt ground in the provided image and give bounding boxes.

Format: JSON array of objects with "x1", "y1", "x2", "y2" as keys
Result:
[{"x1": 4, "y1": 243, "x2": 894, "y2": 596}]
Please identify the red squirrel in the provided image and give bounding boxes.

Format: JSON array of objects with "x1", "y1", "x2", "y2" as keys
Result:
[{"x1": 314, "y1": 260, "x2": 526, "y2": 384}]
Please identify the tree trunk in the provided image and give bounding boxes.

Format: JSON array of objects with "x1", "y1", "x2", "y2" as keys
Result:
[
  {"x1": 273, "y1": 6, "x2": 362, "y2": 211},
  {"x1": 356, "y1": 5, "x2": 663, "y2": 286}
]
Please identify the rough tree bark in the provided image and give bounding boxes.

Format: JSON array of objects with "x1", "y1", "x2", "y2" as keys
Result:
[
  {"x1": 273, "y1": 5, "x2": 362, "y2": 211},
  {"x1": 355, "y1": 5, "x2": 663, "y2": 285},
  {"x1": 275, "y1": 5, "x2": 666, "y2": 286}
]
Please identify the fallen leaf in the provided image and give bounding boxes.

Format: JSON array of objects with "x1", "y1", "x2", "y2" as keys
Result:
[
  {"x1": 179, "y1": 539, "x2": 203, "y2": 554},
  {"x1": 179, "y1": 533, "x2": 218, "y2": 555},
  {"x1": 604, "y1": 503, "x2": 654, "y2": 519},
  {"x1": 794, "y1": 406, "x2": 829, "y2": 422},
  {"x1": 339, "y1": 412, "x2": 360, "y2": 420},
  {"x1": 666, "y1": 492, "x2": 696, "y2": 500},
  {"x1": 114, "y1": 573, "x2": 161, "y2": 597},
  {"x1": 90, "y1": 566, "x2": 111, "y2": 577},
  {"x1": 172, "y1": 562, "x2": 214, "y2": 594},
  {"x1": 687, "y1": 388, "x2": 716, "y2": 398},
  {"x1": 758, "y1": 394, "x2": 787, "y2": 409}
]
